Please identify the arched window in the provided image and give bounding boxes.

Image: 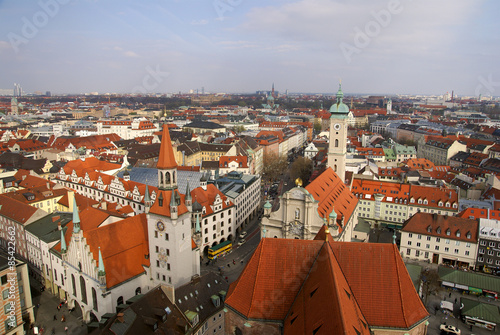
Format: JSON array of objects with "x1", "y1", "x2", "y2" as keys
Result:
[
  {"x1": 80, "y1": 276, "x2": 87, "y2": 304},
  {"x1": 71, "y1": 274, "x2": 76, "y2": 296},
  {"x1": 172, "y1": 171, "x2": 176, "y2": 183},
  {"x1": 135, "y1": 287, "x2": 141, "y2": 295},
  {"x1": 335, "y1": 139, "x2": 339, "y2": 147},
  {"x1": 334, "y1": 164, "x2": 337, "y2": 172},
  {"x1": 160, "y1": 172, "x2": 163, "y2": 184},
  {"x1": 117, "y1": 296, "x2": 124, "y2": 306},
  {"x1": 166, "y1": 172, "x2": 171, "y2": 183},
  {"x1": 295, "y1": 208, "x2": 300, "y2": 220},
  {"x1": 92, "y1": 287, "x2": 98, "y2": 312},
  {"x1": 78, "y1": 262, "x2": 82, "y2": 272}
]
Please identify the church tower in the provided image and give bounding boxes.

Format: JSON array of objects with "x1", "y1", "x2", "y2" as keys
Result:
[
  {"x1": 328, "y1": 82, "x2": 349, "y2": 183},
  {"x1": 147, "y1": 124, "x2": 200, "y2": 289},
  {"x1": 157, "y1": 125, "x2": 178, "y2": 190}
]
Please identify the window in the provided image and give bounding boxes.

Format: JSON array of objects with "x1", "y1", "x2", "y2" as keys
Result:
[
  {"x1": 465, "y1": 251, "x2": 470, "y2": 256},
  {"x1": 415, "y1": 250, "x2": 420, "y2": 257},
  {"x1": 426, "y1": 236, "x2": 431, "y2": 241},
  {"x1": 455, "y1": 241, "x2": 460, "y2": 246},
  {"x1": 416, "y1": 242, "x2": 421, "y2": 247},
  {"x1": 445, "y1": 247, "x2": 449, "y2": 252},
  {"x1": 435, "y1": 246, "x2": 439, "y2": 251},
  {"x1": 80, "y1": 276, "x2": 87, "y2": 304},
  {"x1": 2, "y1": 290, "x2": 8, "y2": 300},
  {"x1": 407, "y1": 241, "x2": 412, "y2": 246},
  {"x1": 436, "y1": 237, "x2": 441, "y2": 242},
  {"x1": 426, "y1": 244, "x2": 430, "y2": 249},
  {"x1": 408, "y1": 233, "x2": 413, "y2": 238},
  {"x1": 454, "y1": 249, "x2": 459, "y2": 254},
  {"x1": 406, "y1": 249, "x2": 411, "y2": 255},
  {"x1": 445, "y1": 239, "x2": 450, "y2": 244},
  {"x1": 479, "y1": 249, "x2": 485, "y2": 254}
]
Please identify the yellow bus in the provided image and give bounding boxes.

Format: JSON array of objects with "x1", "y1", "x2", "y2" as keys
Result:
[{"x1": 208, "y1": 240, "x2": 232, "y2": 260}]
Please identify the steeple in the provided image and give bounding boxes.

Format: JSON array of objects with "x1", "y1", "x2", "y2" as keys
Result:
[
  {"x1": 157, "y1": 124, "x2": 178, "y2": 190},
  {"x1": 170, "y1": 190, "x2": 178, "y2": 219},
  {"x1": 185, "y1": 182, "x2": 192, "y2": 212},
  {"x1": 98, "y1": 247, "x2": 105, "y2": 276},
  {"x1": 60, "y1": 229, "x2": 67, "y2": 254},
  {"x1": 98, "y1": 247, "x2": 106, "y2": 292},
  {"x1": 72, "y1": 200, "x2": 80, "y2": 234},
  {"x1": 195, "y1": 213, "x2": 200, "y2": 233},
  {"x1": 336, "y1": 81, "x2": 344, "y2": 103},
  {"x1": 144, "y1": 184, "x2": 151, "y2": 213}
]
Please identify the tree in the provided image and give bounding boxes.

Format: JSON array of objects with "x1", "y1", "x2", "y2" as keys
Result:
[
  {"x1": 289, "y1": 157, "x2": 313, "y2": 185},
  {"x1": 262, "y1": 152, "x2": 288, "y2": 182},
  {"x1": 313, "y1": 119, "x2": 322, "y2": 134},
  {"x1": 232, "y1": 125, "x2": 246, "y2": 134}
]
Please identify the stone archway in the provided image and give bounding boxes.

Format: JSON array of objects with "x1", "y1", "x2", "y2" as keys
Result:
[{"x1": 203, "y1": 245, "x2": 209, "y2": 256}]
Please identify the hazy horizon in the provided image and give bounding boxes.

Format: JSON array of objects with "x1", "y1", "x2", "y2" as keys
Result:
[{"x1": 1, "y1": 0, "x2": 499, "y2": 97}]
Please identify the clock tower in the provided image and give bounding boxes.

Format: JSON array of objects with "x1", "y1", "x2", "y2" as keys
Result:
[
  {"x1": 148, "y1": 124, "x2": 200, "y2": 288},
  {"x1": 328, "y1": 83, "x2": 349, "y2": 183}
]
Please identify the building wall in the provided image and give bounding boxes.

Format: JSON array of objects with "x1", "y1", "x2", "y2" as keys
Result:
[
  {"x1": 371, "y1": 320, "x2": 428, "y2": 335},
  {"x1": 148, "y1": 211, "x2": 199, "y2": 289},
  {"x1": 400, "y1": 231, "x2": 477, "y2": 267},
  {"x1": 0, "y1": 266, "x2": 24, "y2": 335}
]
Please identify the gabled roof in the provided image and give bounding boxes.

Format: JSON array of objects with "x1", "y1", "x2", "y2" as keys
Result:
[
  {"x1": 305, "y1": 168, "x2": 358, "y2": 225},
  {"x1": 0, "y1": 194, "x2": 43, "y2": 224},
  {"x1": 226, "y1": 234, "x2": 429, "y2": 331},
  {"x1": 402, "y1": 212, "x2": 478, "y2": 242}
]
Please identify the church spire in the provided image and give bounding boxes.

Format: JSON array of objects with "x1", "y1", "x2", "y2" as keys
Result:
[
  {"x1": 98, "y1": 247, "x2": 105, "y2": 276},
  {"x1": 60, "y1": 229, "x2": 67, "y2": 253},
  {"x1": 157, "y1": 124, "x2": 178, "y2": 190},
  {"x1": 72, "y1": 200, "x2": 80, "y2": 234}
]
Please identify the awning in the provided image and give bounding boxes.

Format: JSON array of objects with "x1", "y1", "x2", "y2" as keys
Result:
[
  {"x1": 442, "y1": 281, "x2": 455, "y2": 287},
  {"x1": 469, "y1": 287, "x2": 483, "y2": 294},
  {"x1": 440, "y1": 301, "x2": 454, "y2": 311},
  {"x1": 455, "y1": 284, "x2": 468, "y2": 290}
]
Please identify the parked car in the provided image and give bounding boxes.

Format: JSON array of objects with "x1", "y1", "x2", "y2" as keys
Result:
[
  {"x1": 238, "y1": 238, "x2": 246, "y2": 246},
  {"x1": 439, "y1": 324, "x2": 460, "y2": 334},
  {"x1": 239, "y1": 231, "x2": 247, "y2": 239}
]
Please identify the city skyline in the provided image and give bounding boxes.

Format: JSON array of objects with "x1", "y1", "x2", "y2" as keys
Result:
[{"x1": 0, "y1": 0, "x2": 499, "y2": 96}]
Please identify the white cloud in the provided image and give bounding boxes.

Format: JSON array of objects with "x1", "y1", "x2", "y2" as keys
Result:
[
  {"x1": 191, "y1": 19, "x2": 209, "y2": 25},
  {"x1": 124, "y1": 50, "x2": 139, "y2": 58}
]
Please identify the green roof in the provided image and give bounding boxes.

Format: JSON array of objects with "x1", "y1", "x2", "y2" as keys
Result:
[
  {"x1": 461, "y1": 298, "x2": 500, "y2": 324},
  {"x1": 439, "y1": 266, "x2": 500, "y2": 292},
  {"x1": 184, "y1": 310, "x2": 198, "y2": 321},
  {"x1": 405, "y1": 263, "x2": 422, "y2": 291},
  {"x1": 383, "y1": 148, "x2": 396, "y2": 160}
]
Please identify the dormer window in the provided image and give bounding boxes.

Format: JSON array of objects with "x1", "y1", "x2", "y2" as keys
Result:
[
  {"x1": 446, "y1": 229, "x2": 450, "y2": 236},
  {"x1": 427, "y1": 226, "x2": 432, "y2": 233},
  {"x1": 436, "y1": 227, "x2": 441, "y2": 234},
  {"x1": 466, "y1": 232, "x2": 471, "y2": 239},
  {"x1": 456, "y1": 230, "x2": 461, "y2": 237}
]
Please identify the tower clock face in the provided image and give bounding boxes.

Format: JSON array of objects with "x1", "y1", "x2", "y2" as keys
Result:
[
  {"x1": 156, "y1": 221, "x2": 165, "y2": 232},
  {"x1": 334, "y1": 123, "x2": 341, "y2": 131}
]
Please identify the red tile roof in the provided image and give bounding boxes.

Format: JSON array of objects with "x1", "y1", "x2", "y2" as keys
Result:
[
  {"x1": 0, "y1": 194, "x2": 42, "y2": 224},
  {"x1": 226, "y1": 234, "x2": 428, "y2": 330},
  {"x1": 305, "y1": 168, "x2": 358, "y2": 226},
  {"x1": 402, "y1": 212, "x2": 478, "y2": 243},
  {"x1": 157, "y1": 125, "x2": 177, "y2": 169},
  {"x1": 457, "y1": 208, "x2": 500, "y2": 220}
]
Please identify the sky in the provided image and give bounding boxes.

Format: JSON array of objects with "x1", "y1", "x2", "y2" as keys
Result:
[{"x1": 0, "y1": 0, "x2": 499, "y2": 96}]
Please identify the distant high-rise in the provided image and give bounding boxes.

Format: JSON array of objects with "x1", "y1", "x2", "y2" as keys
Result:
[
  {"x1": 45, "y1": 91, "x2": 51, "y2": 97},
  {"x1": 13, "y1": 83, "x2": 23, "y2": 97}
]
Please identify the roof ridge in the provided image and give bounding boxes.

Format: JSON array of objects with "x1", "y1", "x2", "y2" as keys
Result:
[
  {"x1": 392, "y1": 243, "x2": 408, "y2": 327},
  {"x1": 283, "y1": 241, "x2": 326, "y2": 322},
  {"x1": 327, "y1": 240, "x2": 368, "y2": 332}
]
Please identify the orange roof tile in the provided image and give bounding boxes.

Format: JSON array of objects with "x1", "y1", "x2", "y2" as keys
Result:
[
  {"x1": 157, "y1": 124, "x2": 177, "y2": 169},
  {"x1": 402, "y1": 212, "x2": 478, "y2": 243},
  {"x1": 226, "y1": 235, "x2": 429, "y2": 330},
  {"x1": 305, "y1": 168, "x2": 358, "y2": 224}
]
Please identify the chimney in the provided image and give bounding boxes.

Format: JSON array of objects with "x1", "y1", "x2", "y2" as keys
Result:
[
  {"x1": 22, "y1": 175, "x2": 26, "y2": 180},
  {"x1": 117, "y1": 313, "x2": 125, "y2": 323},
  {"x1": 101, "y1": 201, "x2": 107, "y2": 210},
  {"x1": 52, "y1": 215, "x2": 61, "y2": 222},
  {"x1": 46, "y1": 182, "x2": 50, "y2": 189}
]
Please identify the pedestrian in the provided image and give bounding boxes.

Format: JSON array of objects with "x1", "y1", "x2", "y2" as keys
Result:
[
  {"x1": 455, "y1": 298, "x2": 457, "y2": 304},
  {"x1": 449, "y1": 292, "x2": 451, "y2": 298},
  {"x1": 65, "y1": 326, "x2": 68, "y2": 333},
  {"x1": 53, "y1": 315, "x2": 57, "y2": 321}
]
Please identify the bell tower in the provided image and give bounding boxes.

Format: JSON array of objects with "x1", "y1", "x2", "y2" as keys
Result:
[
  {"x1": 157, "y1": 124, "x2": 178, "y2": 190},
  {"x1": 328, "y1": 82, "x2": 349, "y2": 183}
]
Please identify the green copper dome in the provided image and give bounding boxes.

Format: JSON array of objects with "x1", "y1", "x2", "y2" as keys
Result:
[
  {"x1": 329, "y1": 83, "x2": 349, "y2": 117},
  {"x1": 264, "y1": 200, "x2": 272, "y2": 209}
]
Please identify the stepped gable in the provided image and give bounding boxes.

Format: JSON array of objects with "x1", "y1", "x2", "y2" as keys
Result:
[{"x1": 57, "y1": 208, "x2": 149, "y2": 288}]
